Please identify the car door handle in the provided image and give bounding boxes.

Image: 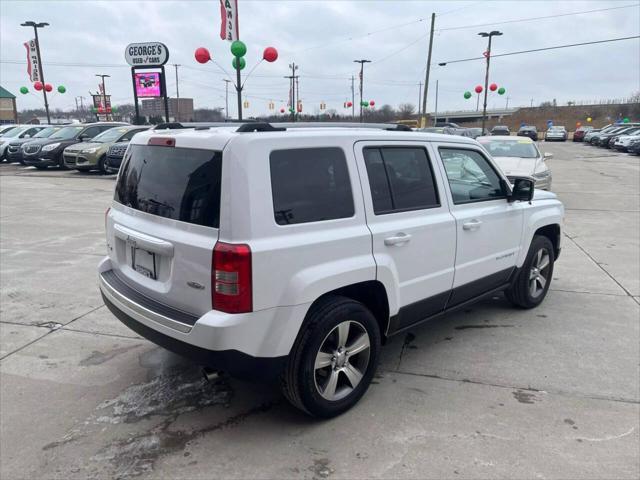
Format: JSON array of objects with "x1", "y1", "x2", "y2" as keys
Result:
[
  {"x1": 384, "y1": 233, "x2": 412, "y2": 246},
  {"x1": 462, "y1": 219, "x2": 483, "y2": 231}
]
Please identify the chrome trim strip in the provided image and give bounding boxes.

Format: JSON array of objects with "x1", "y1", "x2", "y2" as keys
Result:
[{"x1": 99, "y1": 272, "x2": 192, "y2": 334}]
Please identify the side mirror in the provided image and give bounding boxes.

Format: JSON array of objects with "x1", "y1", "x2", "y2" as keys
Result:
[
  {"x1": 79, "y1": 134, "x2": 89, "y2": 141},
  {"x1": 543, "y1": 152, "x2": 553, "y2": 159},
  {"x1": 508, "y1": 177, "x2": 535, "y2": 203},
  {"x1": 23, "y1": 134, "x2": 31, "y2": 138}
]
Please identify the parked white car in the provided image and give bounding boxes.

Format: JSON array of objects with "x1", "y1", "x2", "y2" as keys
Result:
[
  {"x1": 545, "y1": 126, "x2": 567, "y2": 141},
  {"x1": 477, "y1": 135, "x2": 553, "y2": 190},
  {"x1": 99, "y1": 123, "x2": 564, "y2": 417},
  {"x1": 612, "y1": 134, "x2": 640, "y2": 152}
]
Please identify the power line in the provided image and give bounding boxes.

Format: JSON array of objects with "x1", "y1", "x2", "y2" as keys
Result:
[
  {"x1": 436, "y1": 4, "x2": 639, "y2": 32},
  {"x1": 437, "y1": 36, "x2": 640, "y2": 66}
]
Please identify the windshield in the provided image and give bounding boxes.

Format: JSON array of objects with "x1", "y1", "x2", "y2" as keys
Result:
[
  {"x1": 2, "y1": 126, "x2": 30, "y2": 138},
  {"x1": 0, "y1": 126, "x2": 18, "y2": 136},
  {"x1": 91, "y1": 127, "x2": 129, "y2": 143},
  {"x1": 34, "y1": 127, "x2": 62, "y2": 138},
  {"x1": 49, "y1": 126, "x2": 84, "y2": 140},
  {"x1": 420, "y1": 127, "x2": 445, "y2": 133},
  {"x1": 479, "y1": 139, "x2": 539, "y2": 158}
]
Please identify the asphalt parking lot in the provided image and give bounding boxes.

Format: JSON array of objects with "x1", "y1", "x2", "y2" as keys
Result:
[{"x1": 1, "y1": 142, "x2": 638, "y2": 479}]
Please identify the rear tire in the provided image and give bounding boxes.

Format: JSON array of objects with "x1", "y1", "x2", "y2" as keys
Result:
[
  {"x1": 281, "y1": 296, "x2": 381, "y2": 418},
  {"x1": 505, "y1": 235, "x2": 555, "y2": 309}
]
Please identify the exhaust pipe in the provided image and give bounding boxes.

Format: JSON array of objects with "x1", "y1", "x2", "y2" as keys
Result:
[{"x1": 202, "y1": 367, "x2": 222, "y2": 383}]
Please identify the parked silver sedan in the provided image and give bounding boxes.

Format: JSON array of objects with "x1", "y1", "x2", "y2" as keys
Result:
[
  {"x1": 477, "y1": 135, "x2": 553, "y2": 190},
  {"x1": 545, "y1": 126, "x2": 567, "y2": 141}
]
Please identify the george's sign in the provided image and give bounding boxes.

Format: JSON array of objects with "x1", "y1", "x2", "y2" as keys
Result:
[{"x1": 125, "y1": 42, "x2": 169, "y2": 67}]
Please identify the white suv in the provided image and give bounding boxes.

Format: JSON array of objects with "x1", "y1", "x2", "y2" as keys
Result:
[{"x1": 99, "y1": 123, "x2": 564, "y2": 417}]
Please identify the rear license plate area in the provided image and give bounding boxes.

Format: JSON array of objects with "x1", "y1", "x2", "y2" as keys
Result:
[{"x1": 132, "y1": 246, "x2": 157, "y2": 280}]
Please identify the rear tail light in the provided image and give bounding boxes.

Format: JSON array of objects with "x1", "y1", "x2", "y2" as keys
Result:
[
  {"x1": 148, "y1": 137, "x2": 175, "y2": 147},
  {"x1": 212, "y1": 242, "x2": 252, "y2": 313},
  {"x1": 105, "y1": 207, "x2": 110, "y2": 231}
]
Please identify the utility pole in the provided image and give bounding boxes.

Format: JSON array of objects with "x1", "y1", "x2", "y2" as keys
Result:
[
  {"x1": 223, "y1": 79, "x2": 231, "y2": 120},
  {"x1": 21, "y1": 21, "x2": 50, "y2": 124},
  {"x1": 421, "y1": 12, "x2": 436, "y2": 128},
  {"x1": 434, "y1": 80, "x2": 439, "y2": 126},
  {"x1": 530, "y1": 98, "x2": 534, "y2": 108},
  {"x1": 285, "y1": 63, "x2": 299, "y2": 122},
  {"x1": 505, "y1": 96, "x2": 510, "y2": 109},
  {"x1": 350, "y1": 75, "x2": 355, "y2": 119},
  {"x1": 295, "y1": 75, "x2": 300, "y2": 117},
  {"x1": 479, "y1": 30, "x2": 503, "y2": 133},
  {"x1": 417, "y1": 82, "x2": 423, "y2": 117},
  {"x1": 353, "y1": 59, "x2": 371, "y2": 122},
  {"x1": 96, "y1": 74, "x2": 110, "y2": 121},
  {"x1": 172, "y1": 64, "x2": 180, "y2": 121}
]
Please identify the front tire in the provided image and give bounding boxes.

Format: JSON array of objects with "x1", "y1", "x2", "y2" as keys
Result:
[
  {"x1": 281, "y1": 296, "x2": 381, "y2": 418},
  {"x1": 505, "y1": 235, "x2": 555, "y2": 309}
]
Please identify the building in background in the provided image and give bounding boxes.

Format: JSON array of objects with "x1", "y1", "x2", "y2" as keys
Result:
[
  {"x1": 140, "y1": 98, "x2": 194, "y2": 122},
  {"x1": 0, "y1": 86, "x2": 18, "y2": 124}
]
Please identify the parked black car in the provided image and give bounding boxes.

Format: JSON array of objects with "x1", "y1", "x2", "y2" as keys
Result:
[
  {"x1": 491, "y1": 125, "x2": 510, "y2": 136},
  {"x1": 628, "y1": 139, "x2": 640, "y2": 155},
  {"x1": 22, "y1": 122, "x2": 127, "y2": 169},
  {"x1": 104, "y1": 141, "x2": 130, "y2": 173},
  {"x1": 6, "y1": 126, "x2": 63, "y2": 164},
  {"x1": 517, "y1": 125, "x2": 538, "y2": 141}
]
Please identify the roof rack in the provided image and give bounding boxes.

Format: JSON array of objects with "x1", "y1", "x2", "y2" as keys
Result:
[
  {"x1": 154, "y1": 119, "x2": 258, "y2": 130},
  {"x1": 269, "y1": 122, "x2": 414, "y2": 132}
]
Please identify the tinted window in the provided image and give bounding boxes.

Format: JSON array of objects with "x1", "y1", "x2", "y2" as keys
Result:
[
  {"x1": 439, "y1": 148, "x2": 505, "y2": 204},
  {"x1": 364, "y1": 147, "x2": 439, "y2": 214},
  {"x1": 115, "y1": 145, "x2": 222, "y2": 228},
  {"x1": 81, "y1": 126, "x2": 102, "y2": 139},
  {"x1": 270, "y1": 148, "x2": 354, "y2": 225},
  {"x1": 50, "y1": 126, "x2": 84, "y2": 139}
]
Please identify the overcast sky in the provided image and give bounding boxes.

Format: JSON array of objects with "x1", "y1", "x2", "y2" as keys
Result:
[{"x1": 1, "y1": 0, "x2": 639, "y2": 117}]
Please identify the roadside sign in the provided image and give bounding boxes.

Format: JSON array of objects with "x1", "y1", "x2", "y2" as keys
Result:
[{"x1": 125, "y1": 42, "x2": 169, "y2": 67}]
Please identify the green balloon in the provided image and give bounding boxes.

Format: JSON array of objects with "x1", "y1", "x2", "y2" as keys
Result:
[
  {"x1": 463, "y1": 91, "x2": 472, "y2": 99},
  {"x1": 498, "y1": 87, "x2": 506, "y2": 95},
  {"x1": 112, "y1": 105, "x2": 118, "y2": 112},
  {"x1": 57, "y1": 85, "x2": 66, "y2": 94},
  {"x1": 230, "y1": 40, "x2": 247, "y2": 58},
  {"x1": 20, "y1": 86, "x2": 28, "y2": 94},
  {"x1": 91, "y1": 107, "x2": 98, "y2": 113},
  {"x1": 289, "y1": 107, "x2": 294, "y2": 113},
  {"x1": 623, "y1": 117, "x2": 630, "y2": 123},
  {"x1": 232, "y1": 56, "x2": 246, "y2": 70}
]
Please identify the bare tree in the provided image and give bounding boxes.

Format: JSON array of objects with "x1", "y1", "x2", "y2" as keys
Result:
[{"x1": 397, "y1": 103, "x2": 416, "y2": 118}]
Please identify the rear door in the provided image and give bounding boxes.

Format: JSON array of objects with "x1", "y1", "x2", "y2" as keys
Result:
[
  {"x1": 106, "y1": 143, "x2": 222, "y2": 316},
  {"x1": 355, "y1": 141, "x2": 457, "y2": 332},
  {"x1": 433, "y1": 144, "x2": 524, "y2": 306}
]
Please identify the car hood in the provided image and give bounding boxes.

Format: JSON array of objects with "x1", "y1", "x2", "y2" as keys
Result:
[
  {"x1": 533, "y1": 189, "x2": 557, "y2": 201},
  {"x1": 8, "y1": 137, "x2": 40, "y2": 146},
  {"x1": 493, "y1": 156, "x2": 540, "y2": 176},
  {"x1": 65, "y1": 141, "x2": 104, "y2": 152}
]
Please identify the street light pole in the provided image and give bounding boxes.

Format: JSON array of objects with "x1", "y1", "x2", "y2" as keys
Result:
[
  {"x1": 479, "y1": 30, "x2": 502, "y2": 133},
  {"x1": 96, "y1": 74, "x2": 110, "y2": 121},
  {"x1": 21, "y1": 21, "x2": 50, "y2": 124},
  {"x1": 223, "y1": 79, "x2": 231, "y2": 120},
  {"x1": 354, "y1": 59, "x2": 371, "y2": 123}
]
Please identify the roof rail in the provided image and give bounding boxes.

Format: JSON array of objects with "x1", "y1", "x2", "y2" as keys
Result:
[
  {"x1": 271, "y1": 122, "x2": 414, "y2": 131},
  {"x1": 236, "y1": 122, "x2": 286, "y2": 133}
]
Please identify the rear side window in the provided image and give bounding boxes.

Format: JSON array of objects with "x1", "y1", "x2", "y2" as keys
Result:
[
  {"x1": 364, "y1": 147, "x2": 439, "y2": 214},
  {"x1": 269, "y1": 148, "x2": 354, "y2": 225},
  {"x1": 115, "y1": 145, "x2": 222, "y2": 228}
]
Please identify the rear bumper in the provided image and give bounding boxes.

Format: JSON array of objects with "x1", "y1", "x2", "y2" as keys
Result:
[{"x1": 98, "y1": 258, "x2": 309, "y2": 380}]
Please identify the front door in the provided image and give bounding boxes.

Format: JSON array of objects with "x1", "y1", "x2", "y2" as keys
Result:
[
  {"x1": 433, "y1": 144, "x2": 524, "y2": 306},
  {"x1": 355, "y1": 142, "x2": 457, "y2": 332}
]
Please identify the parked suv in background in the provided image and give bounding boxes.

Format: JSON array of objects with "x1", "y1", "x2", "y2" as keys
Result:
[
  {"x1": 104, "y1": 141, "x2": 130, "y2": 173},
  {"x1": 63, "y1": 125, "x2": 148, "y2": 173},
  {"x1": 517, "y1": 125, "x2": 538, "y2": 141},
  {"x1": 6, "y1": 126, "x2": 62, "y2": 164},
  {"x1": 100, "y1": 123, "x2": 563, "y2": 417},
  {"x1": 23, "y1": 122, "x2": 127, "y2": 169}
]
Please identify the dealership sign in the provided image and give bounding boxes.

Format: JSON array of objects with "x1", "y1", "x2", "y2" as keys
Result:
[{"x1": 125, "y1": 42, "x2": 169, "y2": 66}]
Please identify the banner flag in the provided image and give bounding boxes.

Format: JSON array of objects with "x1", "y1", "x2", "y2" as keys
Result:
[
  {"x1": 220, "y1": 0, "x2": 239, "y2": 41},
  {"x1": 24, "y1": 39, "x2": 40, "y2": 82}
]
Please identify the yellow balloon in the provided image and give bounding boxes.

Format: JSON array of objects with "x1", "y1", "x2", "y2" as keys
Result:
[{"x1": 587, "y1": 117, "x2": 592, "y2": 122}]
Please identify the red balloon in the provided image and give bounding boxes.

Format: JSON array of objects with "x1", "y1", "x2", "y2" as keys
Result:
[
  {"x1": 263, "y1": 47, "x2": 278, "y2": 63},
  {"x1": 475, "y1": 85, "x2": 483, "y2": 94},
  {"x1": 347, "y1": 101, "x2": 353, "y2": 107},
  {"x1": 44, "y1": 83, "x2": 53, "y2": 92},
  {"x1": 194, "y1": 47, "x2": 211, "y2": 64},
  {"x1": 369, "y1": 100, "x2": 375, "y2": 106},
  {"x1": 280, "y1": 107, "x2": 285, "y2": 113},
  {"x1": 489, "y1": 83, "x2": 497, "y2": 91},
  {"x1": 34, "y1": 81, "x2": 43, "y2": 91}
]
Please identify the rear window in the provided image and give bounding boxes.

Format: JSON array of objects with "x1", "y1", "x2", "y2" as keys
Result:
[
  {"x1": 114, "y1": 145, "x2": 222, "y2": 228},
  {"x1": 269, "y1": 147, "x2": 354, "y2": 225}
]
